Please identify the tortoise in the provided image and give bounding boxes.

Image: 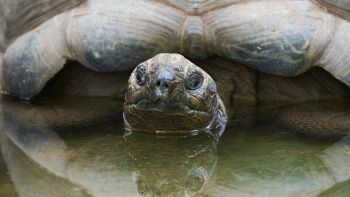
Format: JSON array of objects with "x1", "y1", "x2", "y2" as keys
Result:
[{"x1": 1, "y1": 0, "x2": 350, "y2": 101}]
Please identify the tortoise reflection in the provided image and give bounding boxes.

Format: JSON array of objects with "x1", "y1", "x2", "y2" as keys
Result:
[{"x1": 125, "y1": 133, "x2": 217, "y2": 197}]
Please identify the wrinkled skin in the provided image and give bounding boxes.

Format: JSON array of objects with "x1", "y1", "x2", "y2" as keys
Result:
[
  {"x1": 274, "y1": 101, "x2": 350, "y2": 137},
  {"x1": 123, "y1": 53, "x2": 226, "y2": 134}
]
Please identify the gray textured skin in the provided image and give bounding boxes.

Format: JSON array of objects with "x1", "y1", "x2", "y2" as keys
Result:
[
  {"x1": 1, "y1": 0, "x2": 350, "y2": 99},
  {"x1": 274, "y1": 101, "x2": 350, "y2": 136}
]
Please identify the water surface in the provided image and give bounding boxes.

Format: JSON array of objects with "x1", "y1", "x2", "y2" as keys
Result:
[{"x1": 0, "y1": 97, "x2": 350, "y2": 197}]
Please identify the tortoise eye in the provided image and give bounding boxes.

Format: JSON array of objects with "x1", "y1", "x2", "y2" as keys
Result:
[
  {"x1": 135, "y1": 64, "x2": 146, "y2": 86},
  {"x1": 186, "y1": 71, "x2": 203, "y2": 90},
  {"x1": 185, "y1": 167, "x2": 207, "y2": 193}
]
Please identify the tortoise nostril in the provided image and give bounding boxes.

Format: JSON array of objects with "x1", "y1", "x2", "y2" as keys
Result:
[
  {"x1": 156, "y1": 79, "x2": 170, "y2": 90},
  {"x1": 155, "y1": 70, "x2": 174, "y2": 91}
]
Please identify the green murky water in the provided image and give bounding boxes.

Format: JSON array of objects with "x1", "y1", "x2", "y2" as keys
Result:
[{"x1": 1, "y1": 97, "x2": 350, "y2": 197}]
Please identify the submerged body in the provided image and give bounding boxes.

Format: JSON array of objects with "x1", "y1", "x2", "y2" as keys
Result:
[{"x1": 123, "y1": 53, "x2": 227, "y2": 135}]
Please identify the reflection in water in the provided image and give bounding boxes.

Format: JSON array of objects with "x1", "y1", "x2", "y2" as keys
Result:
[
  {"x1": 1, "y1": 134, "x2": 91, "y2": 197},
  {"x1": 321, "y1": 135, "x2": 350, "y2": 183},
  {"x1": 320, "y1": 178, "x2": 350, "y2": 197},
  {"x1": 1, "y1": 97, "x2": 350, "y2": 196},
  {"x1": 125, "y1": 133, "x2": 216, "y2": 197},
  {"x1": 206, "y1": 128, "x2": 333, "y2": 196},
  {"x1": 0, "y1": 97, "x2": 217, "y2": 197}
]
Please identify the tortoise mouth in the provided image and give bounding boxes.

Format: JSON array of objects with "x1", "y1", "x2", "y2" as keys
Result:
[
  {"x1": 127, "y1": 98, "x2": 208, "y2": 115},
  {"x1": 123, "y1": 98, "x2": 214, "y2": 132}
]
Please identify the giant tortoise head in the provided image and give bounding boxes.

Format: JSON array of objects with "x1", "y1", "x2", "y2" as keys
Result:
[{"x1": 123, "y1": 53, "x2": 226, "y2": 133}]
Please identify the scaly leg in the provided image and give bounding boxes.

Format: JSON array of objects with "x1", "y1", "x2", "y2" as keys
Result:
[{"x1": 1, "y1": 15, "x2": 70, "y2": 99}]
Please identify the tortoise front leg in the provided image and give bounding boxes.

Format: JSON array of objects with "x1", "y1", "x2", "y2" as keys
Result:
[
  {"x1": 204, "y1": 1, "x2": 350, "y2": 89},
  {"x1": 204, "y1": 1, "x2": 333, "y2": 77},
  {"x1": 1, "y1": 15, "x2": 69, "y2": 99}
]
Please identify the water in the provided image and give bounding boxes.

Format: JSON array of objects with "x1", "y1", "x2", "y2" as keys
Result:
[{"x1": 1, "y1": 96, "x2": 350, "y2": 197}]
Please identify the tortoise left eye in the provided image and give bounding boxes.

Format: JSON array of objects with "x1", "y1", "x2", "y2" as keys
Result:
[
  {"x1": 186, "y1": 72, "x2": 203, "y2": 90},
  {"x1": 136, "y1": 64, "x2": 146, "y2": 86}
]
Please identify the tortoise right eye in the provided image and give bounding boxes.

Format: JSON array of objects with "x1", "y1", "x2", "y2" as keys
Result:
[
  {"x1": 186, "y1": 71, "x2": 203, "y2": 90},
  {"x1": 136, "y1": 64, "x2": 146, "y2": 86}
]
